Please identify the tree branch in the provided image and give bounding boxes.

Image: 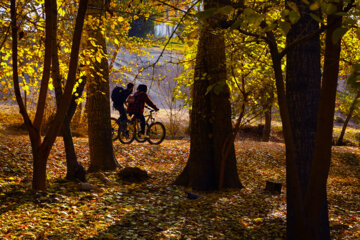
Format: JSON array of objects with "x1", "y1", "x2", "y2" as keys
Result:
[
  {"x1": 133, "y1": 0, "x2": 201, "y2": 82},
  {"x1": 10, "y1": 0, "x2": 32, "y2": 128},
  {"x1": 33, "y1": 0, "x2": 54, "y2": 129},
  {"x1": 155, "y1": 0, "x2": 189, "y2": 14}
]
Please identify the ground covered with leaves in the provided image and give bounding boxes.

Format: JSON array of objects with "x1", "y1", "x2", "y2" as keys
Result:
[{"x1": 0, "y1": 118, "x2": 359, "y2": 239}]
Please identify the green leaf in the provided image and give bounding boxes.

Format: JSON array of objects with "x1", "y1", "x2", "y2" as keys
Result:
[
  {"x1": 231, "y1": 18, "x2": 243, "y2": 29},
  {"x1": 322, "y1": 3, "x2": 337, "y2": 15},
  {"x1": 348, "y1": 64, "x2": 360, "y2": 89},
  {"x1": 205, "y1": 83, "x2": 216, "y2": 95},
  {"x1": 196, "y1": 8, "x2": 217, "y2": 21},
  {"x1": 287, "y1": 2, "x2": 299, "y2": 13},
  {"x1": 332, "y1": 27, "x2": 348, "y2": 44},
  {"x1": 215, "y1": 5, "x2": 235, "y2": 15},
  {"x1": 279, "y1": 21, "x2": 291, "y2": 34},
  {"x1": 309, "y1": 13, "x2": 323, "y2": 23},
  {"x1": 280, "y1": 9, "x2": 290, "y2": 18},
  {"x1": 309, "y1": 2, "x2": 320, "y2": 11},
  {"x1": 214, "y1": 81, "x2": 226, "y2": 95},
  {"x1": 288, "y1": 11, "x2": 301, "y2": 24}
]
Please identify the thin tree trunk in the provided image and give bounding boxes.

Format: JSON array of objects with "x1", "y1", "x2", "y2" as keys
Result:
[
  {"x1": 337, "y1": 90, "x2": 360, "y2": 145},
  {"x1": 11, "y1": 0, "x2": 88, "y2": 191},
  {"x1": 86, "y1": 0, "x2": 119, "y2": 172},
  {"x1": 262, "y1": 105, "x2": 272, "y2": 142},
  {"x1": 174, "y1": 0, "x2": 242, "y2": 190},
  {"x1": 51, "y1": 0, "x2": 86, "y2": 182},
  {"x1": 63, "y1": 80, "x2": 87, "y2": 181}
]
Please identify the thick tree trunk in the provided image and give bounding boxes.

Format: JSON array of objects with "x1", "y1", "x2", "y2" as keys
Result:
[
  {"x1": 86, "y1": 0, "x2": 119, "y2": 172},
  {"x1": 337, "y1": 90, "x2": 360, "y2": 145},
  {"x1": 267, "y1": 31, "x2": 307, "y2": 239},
  {"x1": 285, "y1": 1, "x2": 329, "y2": 239},
  {"x1": 174, "y1": 0, "x2": 242, "y2": 190},
  {"x1": 304, "y1": 4, "x2": 344, "y2": 239}
]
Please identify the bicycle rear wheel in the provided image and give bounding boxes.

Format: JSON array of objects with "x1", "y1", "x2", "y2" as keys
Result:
[
  {"x1": 147, "y1": 122, "x2": 166, "y2": 145},
  {"x1": 118, "y1": 121, "x2": 135, "y2": 144},
  {"x1": 111, "y1": 117, "x2": 119, "y2": 141}
]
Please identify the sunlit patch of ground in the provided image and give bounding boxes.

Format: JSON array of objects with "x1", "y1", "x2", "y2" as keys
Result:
[
  {"x1": 0, "y1": 104, "x2": 358, "y2": 239},
  {"x1": 0, "y1": 132, "x2": 359, "y2": 239}
]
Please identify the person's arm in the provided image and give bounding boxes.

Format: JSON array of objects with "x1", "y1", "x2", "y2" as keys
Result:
[{"x1": 144, "y1": 94, "x2": 159, "y2": 111}]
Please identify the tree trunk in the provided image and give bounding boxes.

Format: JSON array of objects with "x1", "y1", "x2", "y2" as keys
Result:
[
  {"x1": 51, "y1": 0, "x2": 86, "y2": 182},
  {"x1": 285, "y1": 1, "x2": 329, "y2": 239},
  {"x1": 86, "y1": 0, "x2": 119, "y2": 172},
  {"x1": 262, "y1": 105, "x2": 272, "y2": 142},
  {"x1": 337, "y1": 90, "x2": 360, "y2": 145},
  {"x1": 174, "y1": 0, "x2": 242, "y2": 190},
  {"x1": 304, "y1": 4, "x2": 344, "y2": 239},
  {"x1": 63, "y1": 79, "x2": 87, "y2": 181},
  {"x1": 11, "y1": 0, "x2": 88, "y2": 191},
  {"x1": 266, "y1": 31, "x2": 308, "y2": 239}
]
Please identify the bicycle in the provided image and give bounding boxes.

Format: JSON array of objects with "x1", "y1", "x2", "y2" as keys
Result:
[{"x1": 111, "y1": 106, "x2": 166, "y2": 145}]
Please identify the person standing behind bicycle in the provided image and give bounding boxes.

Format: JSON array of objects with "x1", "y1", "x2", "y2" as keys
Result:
[
  {"x1": 127, "y1": 84, "x2": 159, "y2": 137},
  {"x1": 111, "y1": 83, "x2": 134, "y2": 122}
]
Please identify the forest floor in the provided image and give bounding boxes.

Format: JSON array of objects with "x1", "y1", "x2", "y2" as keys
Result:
[{"x1": 0, "y1": 107, "x2": 359, "y2": 239}]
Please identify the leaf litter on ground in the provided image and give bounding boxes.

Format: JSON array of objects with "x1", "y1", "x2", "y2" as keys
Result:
[{"x1": 0, "y1": 132, "x2": 359, "y2": 239}]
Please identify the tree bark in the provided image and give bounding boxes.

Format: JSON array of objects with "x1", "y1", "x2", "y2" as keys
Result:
[
  {"x1": 174, "y1": 0, "x2": 242, "y2": 190},
  {"x1": 86, "y1": 0, "x2": 119, "y2": 172},
  {"x1": 337, "y1": 90, "x2": 360, "y2": 145},
  {"x1": 285, "y1": 1, "x2": 329, "y2": 239},
  {"x1": 304, "y1": 3, "x2": 344, "y2": 238},
  {"x1": 51, "y1": 0, "x2": 86, "y2": 182},
  {"x1": 262, "y1": 105, "x2": 272, "y2": 142},
  {"x1": 266, "y1": 31, "x2": 308, "y2": 239},
  {"x1": 11, "y1": 0, "x2": 88, "y2": 191}
]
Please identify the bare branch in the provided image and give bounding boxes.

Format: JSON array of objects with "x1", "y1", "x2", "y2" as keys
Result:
[
  {"x1": 155, "y1": 0, "x2": 189, "y2": 14},
  {"x1": 10, "y1": 0, "x2": 32, "y2": 128},
  {"x1": 133, "y1": 0, "x2": 201, "y2": 83}
]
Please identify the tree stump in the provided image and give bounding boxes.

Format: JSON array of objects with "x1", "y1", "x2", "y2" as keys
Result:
[{"x1": 264, "y1": 181, "x2": 282, "y2": 194}]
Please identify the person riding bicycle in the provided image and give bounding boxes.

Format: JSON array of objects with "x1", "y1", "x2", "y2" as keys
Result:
[
  {"x1": 127, "y1": 84, "x2": 159, "y2": 137},
  {"x1": 111, "y1": 83, "x2": 134, "y2": 122}
]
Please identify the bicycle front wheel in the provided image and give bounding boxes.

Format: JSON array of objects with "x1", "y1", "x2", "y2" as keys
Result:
[
  {"x1": 118, "y1": 121, "x2": 135, "y2": 144},
  {"x1": 111, "y1": 117, "x2": 119, "y2": 141},
  {"x1": 134, "y1": 121, "x2": 149, "y2": 143},
  {"x1": 147, "y1": 122, "x2": 166, "y2": 145}
]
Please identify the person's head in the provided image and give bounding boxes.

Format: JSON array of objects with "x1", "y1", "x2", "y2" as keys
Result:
[
  {"x1": 137, "y1": 84, "x2": 147, "y2": 93},
  {"x1": 127, "y1": 83, "x2": 134, "y2": 91}
]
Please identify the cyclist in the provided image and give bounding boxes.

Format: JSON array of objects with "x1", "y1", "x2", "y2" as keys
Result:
[
  {"x1": 111, "y1": 83, "x2": 134, "y2": 122},
  {"x1": 127, "y1": 84, "x2": 159, "y2": 137}
]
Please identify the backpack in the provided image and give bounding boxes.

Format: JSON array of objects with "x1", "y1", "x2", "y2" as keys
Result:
[
  {"x1": 126, "y1": 93, "x2": 136, "y2": 105},
  {"x1": 111, "y1": 86, "x2": 124, "y2": 106}
]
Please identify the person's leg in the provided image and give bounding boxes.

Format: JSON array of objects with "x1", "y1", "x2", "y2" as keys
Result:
[
  {"x1": 135, "y1": 113, "x2": 146, "y2": 134},
  {"x1": 119, "y1": 104, "x2": 128, "y2": 122}
]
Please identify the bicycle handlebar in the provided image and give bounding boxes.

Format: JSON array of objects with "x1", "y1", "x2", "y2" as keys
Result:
[{"x1": 145, "y1": 106, "x2": 155, "y2": 112}]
